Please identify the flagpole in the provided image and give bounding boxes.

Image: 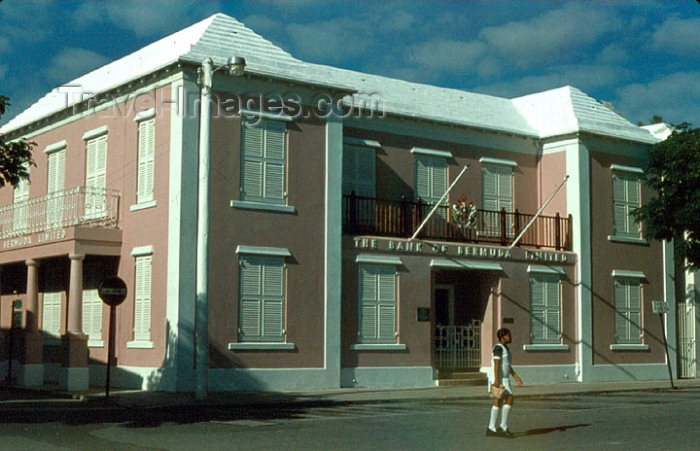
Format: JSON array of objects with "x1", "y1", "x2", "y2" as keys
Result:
[
  {"x1": 508, "y1": 175, "x2": 569, "y2": 249},
  {"x1": 411, "y1": 164, "x2": 470, "y2": 241}
]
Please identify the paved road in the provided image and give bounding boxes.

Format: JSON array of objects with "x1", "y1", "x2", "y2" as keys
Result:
[{"x1": 0, "y1": 388, "x2": 698, "y2": 450}]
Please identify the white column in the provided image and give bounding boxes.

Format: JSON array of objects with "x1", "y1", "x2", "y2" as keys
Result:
[{"x1": 68, "y1": 253, "x2": 85, "y2": 334}]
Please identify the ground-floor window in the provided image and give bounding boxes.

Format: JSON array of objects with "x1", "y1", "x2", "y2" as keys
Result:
[
  {"x1": 358, "y1": 264, "x2": 398, "y2": 344},
  {"x1": 238, "y1": 255, "x2": 285, "y2": 342},
  {"x1": 529, "y1": 272, "x2": 562, "y2": 344},
  {"x1": 82, "y1": 289, "x2": 103, "y2": 346},
  {"x1": 614, "y1": 277, "x2": 643, "y2": 344},
  {"x1": 133, "y1": 255, "x2": 152, "y2": 342},
  {"x1": 42, "y1": 291, "x2": 62, "y2": 339}
]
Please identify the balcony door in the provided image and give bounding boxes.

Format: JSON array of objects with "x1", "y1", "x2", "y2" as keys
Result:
[{"x1": 85, "y1": 135, "x2": 107, "y2": 219}]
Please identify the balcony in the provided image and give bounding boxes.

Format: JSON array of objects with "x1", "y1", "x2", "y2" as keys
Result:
[
  {"x1": 343, "y1": 194, "x2": 572, "y2": 251},
  {"x1": 0, "y1": 186, "x2": 121, "y2": 240}
]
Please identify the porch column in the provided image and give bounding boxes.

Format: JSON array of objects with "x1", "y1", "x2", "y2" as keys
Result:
[
  {"x1": 19, "y1": 259, "x2": 44, "y2": 385},
  {"x1": 60, "y1": 253, "x2": 88, "y2": 391}
]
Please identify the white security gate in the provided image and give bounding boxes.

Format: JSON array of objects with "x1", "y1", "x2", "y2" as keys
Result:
[
  {"x1": 678, "y1": 301, "x2": 697, "y2": 378},
  {"x1": 434, "y1": 320, "x2": 481, "y2": 369}
]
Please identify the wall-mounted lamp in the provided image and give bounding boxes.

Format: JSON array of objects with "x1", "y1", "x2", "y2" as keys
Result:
[
  {"x1": 197, "y1": 56, "x2": 246, "y2": 89},
  {"x1": 226, "y1": 56, "x2": 246, "y2": 76}
]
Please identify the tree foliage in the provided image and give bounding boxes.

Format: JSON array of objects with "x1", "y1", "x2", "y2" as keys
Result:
[
  {"x1": 0, "y1": 95, "x2": 36, "y2": 187},
  {"x1": 633, "y1": 123, "x2": 700, "y2": 270}
]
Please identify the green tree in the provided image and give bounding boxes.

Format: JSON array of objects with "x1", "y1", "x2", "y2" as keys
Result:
[
  {"x1": 633, "y1": 123, "x2": 700, "y2": 269},
  {"x1": 0, "y1": 95, "x2": 35, "y2": 187}
]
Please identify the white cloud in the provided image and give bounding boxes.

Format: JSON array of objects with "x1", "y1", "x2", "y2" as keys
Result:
[
  {"x1": 615, "y1": 72, "x2": 700, "y2": 126},
  {"x1": 46, "y1": 48, "x2": 111, "y2": 84},
  {"x1": 72, "y1": 0, "x2": 221, "y2": 38},
  {"x1": 478, "y1": 2, "x2": 621, "y2": 67},
  {"x1": 408, "y1": 39, "x2": 486, "y2": 74},
  {"x1": 652, "y1": 16, "x2": 700, "y2": 58}
]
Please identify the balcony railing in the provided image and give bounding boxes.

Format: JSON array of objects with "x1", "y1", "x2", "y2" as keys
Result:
[
  {"x1": 343, "y1": 194, "x2": 572, "y2": 251},
  {"x1": 0, "y1": 186, "x2": 120, "y2": 240}
]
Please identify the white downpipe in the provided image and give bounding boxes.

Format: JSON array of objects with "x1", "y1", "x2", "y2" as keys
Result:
[{"x1": 195, "y1": 58, "x2": 213, "y2": 399}]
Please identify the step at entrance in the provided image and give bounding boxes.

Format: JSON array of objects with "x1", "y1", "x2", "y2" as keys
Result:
[{"x1": 436, "y1": 371, "x2": 487, "y2": 387}]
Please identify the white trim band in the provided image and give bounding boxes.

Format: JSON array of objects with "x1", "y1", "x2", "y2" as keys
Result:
[
  {"x1": 430, "y1": 258, "x2": 503, "y2": 271},
  {"x1": 241, "y1": 109, "x2": 293, "y2": 122},
  {"x1": 131, "y1": 245, "x2": 154, "y2": 257},
  {"x1": 527, "y1": 265, "x2": 565, "y2": 275},
  {"x1": 134, "y1": 107, "x2": 156, "y2": 122},
  {"x1": 480, "y1": 157, "x2": 517, "y2": 167},
  {"x1": 611, "y1": 270, "x2": 646, "y2": 279},
  {"x1": 344, "y1": 137, "x2": 381, "y2": 148},
  {"x1": 44, "y1": 140, "x2": 67, "y2": 154},
  {"x1": 610, "y1": 164, "x2": 644, "y2": 174},
  {"x1": 356, "y1": 254, "x2": 403, "y2": 265},
  {"x1": 82, "y1": 125, "x2": 108, "y2": 140}
]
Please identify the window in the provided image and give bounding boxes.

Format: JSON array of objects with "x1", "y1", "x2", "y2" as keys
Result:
[
  {"x1": 12, "y1": 165, "x2": 29, "y2": 233},
  {"x1": 240, "y1": 116, "x2": 287, "y2": 205},
  {"x1": 612, "y1": 170, "x2": 642, "y2": 238},
  {"x1": 614, "y1": 277, "x2": 643, "y2": 345},
  {"x1": 133, "y1": 255, "x2": 152, "y2": 342},
  {"x1": 529, "y1": 273, "x2": 561, "y2": 344},
  {"x1": 42, "y1": 291, "x2": 62, "y2": 339},
  {"x1": 82, "y1": 289, "x2": 103, "y2": 347},
  {"x1": 415, "y1": 155, "x2": 447, "y2": 206},
  {"x1": 136, "y1": 118, "x2": 155, "y2": 205},
  {"x1": 84, "y1": 130, "x2": 108, "y2": 219},
  {"x1": 482, "y1": 162, "x2": 513, "y2": 235},
  {"x1": 358, "y1": 264, "x2": 397, "y2": 344},
  {"x1": 343, "y1": 140, "x2": 377, "y2": 197},
  {"x1": 46, "y1": 146, "x2": 66, "y2": 228},
  {"x1": 238, "y1": 255, "x2": 286, "y2": 342}
]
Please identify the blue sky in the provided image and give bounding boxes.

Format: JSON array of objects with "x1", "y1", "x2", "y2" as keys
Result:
[{"x1": 1, "y1": 0, "x2": 699, "y2": 128}]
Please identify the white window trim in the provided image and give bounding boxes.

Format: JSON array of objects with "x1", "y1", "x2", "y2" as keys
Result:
[
  {"x1": 344, "y1": 137, "x2": 381, "y2": 148},
  {"x1": 131, "y1": 245, "x2": 154, "y2": 257},
  {"x1": 127, "y1": 245, "x2": 154, "y2": 349},
  {"x1": 235, "y1": 245, "x2": 292, "y2": 257},
  {"x1": 350, "y1": 343, "x2": 407, "y2": 351},
  {"x1": 44, "y1": 140, "x2": 67, "y2": 154},
  {"x1": 228, "y1": 342, "x2": 295, "y2": 351},
  {"x1": 230, "y1": 200, "x2": 296, "y2": 214},
  {"x1": 130, "y1": 200, "x2": 158, "y2": 211},
  {"x1": 610, "y1": 164, "x2": 644, "y2": 174},
  {"x1": 528, "y1": 265, "x2": 565, "y2": 275},
  {"x1": 356, "y1": 254, "x2": 403, "y2": 265},
  {"x1": 523, "y1": 344, "x2": 570, "y2": 351},
  {"x1": 240, "y1": 109, "x2": 293, "y2": 122},
  {"x1": 82, "y1": 125, "x2": 108, "y2": 141},
  {"x1": 479, "y1": 157, "x2": 517, "y2": 167},
  {"x1": 612, "y1": 270, "x2": 646, "y2": 279},
  {"x1": 133, "y1": 107, "x2": 156, "y2": 122},
  {"x1": 430, "y1": 258, "x2": 503, "y2": 271},
  {"x1": 610, "y1": 344, "x2": 650, "y2": 351},
  {"x1": 411, "y1": 147, "x2": 452, "y2": 159}
]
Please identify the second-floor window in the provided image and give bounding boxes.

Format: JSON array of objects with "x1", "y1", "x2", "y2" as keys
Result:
[
  {"x1": 136, "y1": 118, "x2": 155, "y2": 205},
  {"x1": 343, "y1": 141, "x2": 376, "y2": 198},
  {"x1": 46, "y1": 147, "x2": 66, "y2": 227},
  {"x1": 482, "y1": 161, "x2": 514, "y2": 235},
  {"x1": 612, "y1": 169, "x2": 642, "y2": 238},
  {"x1": 240, "y1": 116, "x2": 287, "y2": 205},
  {"x1": 12, "y1": 164, "x2": 29, "y2": 233},
  {"x1": 85, "y1": 131, "x2": 108, "y2": 218}
]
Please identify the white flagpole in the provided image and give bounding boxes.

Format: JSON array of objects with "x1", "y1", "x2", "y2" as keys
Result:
[
  {"x1": 411, "y1": 164, "x2": 470, "y2": 241},
  {"x1": 508, "y1": 175, "x2": 569, "y2": 249}
]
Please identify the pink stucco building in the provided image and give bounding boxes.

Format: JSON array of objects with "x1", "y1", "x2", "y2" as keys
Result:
[{"x1": 0, "y1": 14, "x2": 692, "y2": 393}]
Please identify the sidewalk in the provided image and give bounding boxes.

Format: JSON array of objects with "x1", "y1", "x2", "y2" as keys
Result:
[{"x1": 1, "y1": 377, "x2": 698, "y2": 412}]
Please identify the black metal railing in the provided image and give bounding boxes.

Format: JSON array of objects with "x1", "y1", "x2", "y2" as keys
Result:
[{"x1": 343, "y1": 193, "x2": 572, "y2": 251}]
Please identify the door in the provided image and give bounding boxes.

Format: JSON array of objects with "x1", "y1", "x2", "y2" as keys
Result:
[
  {"x1": 434, "y1": 284, "x2": 481, "y2": 370},
  {"x1": 678, "y1": 300, "x2": 697, "y2": 378}
]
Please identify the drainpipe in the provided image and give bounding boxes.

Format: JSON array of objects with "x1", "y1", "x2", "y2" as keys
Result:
[{"x1": 195, "y1": 58, "x2": 213, "y2": 400}]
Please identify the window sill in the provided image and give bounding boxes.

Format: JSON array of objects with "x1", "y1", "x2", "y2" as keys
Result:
[
  {"x1": 231, "y1": 200, "x2": 296, "y2": 214},
  {"x1": 130, "y1": 200, "x2": 157, "y2": 212},
  {"x1": 127, "y1": 340, "x2": 154, "y2": 349},
  {"x1": 350, "y1": 343, "x2": 407, "y2": 351},
  {"x1": 610, "y1": 344, "x2": 649, "y2": 351},
  {"x1": 87, "y1": 339, "x2": 105, "y2": 348},
  {"x1": 523, "y1": 344, "x2": 570, "y2": 351},
  {"x1": 607, "y1": 236, "x2": 648, "y2": 245},
  {"x1": 228, "y1": 342, "x2": 296, "y2": 351}
]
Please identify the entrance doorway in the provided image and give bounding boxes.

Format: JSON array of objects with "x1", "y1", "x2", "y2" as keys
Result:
[{"x1": 433, "y1": 279, "x2": 484, "y2": 371}]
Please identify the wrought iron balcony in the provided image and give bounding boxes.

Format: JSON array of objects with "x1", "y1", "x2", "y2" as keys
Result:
[
  {"x1": 343, "y1": 193, "x2": 572, "y2": 251},
  {"x1": 0, "y1": 186, "x2": 121, "y2": 240}
]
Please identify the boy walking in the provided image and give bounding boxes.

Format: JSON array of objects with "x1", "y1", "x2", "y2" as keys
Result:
[{"x1": 486, "y1": 328, "x2": 523, "y2": 438}]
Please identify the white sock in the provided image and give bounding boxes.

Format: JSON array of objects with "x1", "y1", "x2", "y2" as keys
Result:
[
  {"x1": 500, "y1": 404, "x2": 512, "y2": 430},
  {"x1": 488, "y1": 406, "x2": 500, "y2": 431}
]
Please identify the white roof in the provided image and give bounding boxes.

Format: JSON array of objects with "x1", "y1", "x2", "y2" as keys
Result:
[{"x1": 0, "y1": 13, "x2": 658, "y2": 145}]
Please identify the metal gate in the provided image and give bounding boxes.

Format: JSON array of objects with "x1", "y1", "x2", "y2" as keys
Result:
[
  {"x1": 678, "y1": 301, "x2": 697, "y2": 378},
  {"x1": 434, "y1": 320, "x2": 481, "y2": 369}
]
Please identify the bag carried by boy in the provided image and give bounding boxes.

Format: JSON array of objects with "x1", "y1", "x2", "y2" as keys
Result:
[{"x1": 489, "y1": 384, "x2": 506, "y2": 399}]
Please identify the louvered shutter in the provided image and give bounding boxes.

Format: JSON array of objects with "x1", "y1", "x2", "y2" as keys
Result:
[
  {"x1": 47, "y1": 149, "x2": 66, "y2": 227},
  {"x1": 82, "y1": 289, "x2": 103, "y2": 343},
  {"x1": 359, "y1": 266, "x2": 378, "y2": 341},
  {"x1": 613, "y1": 172, "x2": 641, "y2": 237},
  {"x1": 134, "y1": 256, "x2": 152, "y2": 341},
  {"x1": 627, "y1": 280, "x2": 642, "y2": 341},
  {"x1": 239, "y1": 257, "x2": 262, "y2": 339},
  {"x1": 241, "y1": 117, "x2": 286, "y2": 204},
  {"x1": 359, "y1": 265, "x2": 397, "y2": 343},
  {"x1": 545, "y1": 277, "x2": 561, "y2": 342},
  {"x1": 85, "y1": 136, "x2": 107, "y2": 218},
  {"x1": 344, "y1": 145, "x2": 377, "y2": 197},
  {"x1": 42, "y1": 292, "x2": 62, "y2": 337},
  {"x1": 261, "y1": 261, "x2": 284, "y2": 340},
  {"x1": 342, "y1": 145, "x2": 357, "y2": 196},
  {"x1": 415, "y1": 156, "x2": 431, "y2": 202},
  {"x1": 137, "y1": 119, "x2": 155, "y2": 203},
  {"x1": 13, "y1": 166, "x2": 30, "y2": 232},
  {"x1": 530, "y1": 276, "x2": 547, "y2": 343}
]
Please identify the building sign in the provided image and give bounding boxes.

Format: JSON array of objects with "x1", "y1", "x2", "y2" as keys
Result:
[
  {"x1": 352, "y1": 237, "x2": 572, "y2": 264},
  {"x1": 1, "y1": 229, "x2": 67, "y2": 250}
]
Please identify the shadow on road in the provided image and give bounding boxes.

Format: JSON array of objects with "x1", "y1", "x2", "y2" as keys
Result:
[{"x1": 521, "y1": 424, "x2": 591, "y2": 437}]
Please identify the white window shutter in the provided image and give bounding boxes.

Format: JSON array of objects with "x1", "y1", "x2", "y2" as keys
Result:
[
  {"x1": 241, "y1": 117, "x2": 286, "y2": 204},
  {"x1": 137, "y1": 119, "x2": 155, "y2": 203},
  {"x1": 42, "y1": 292, "x2": 62, "y2": 337},
  {"x1": 82, "y1": 289, "x2": 103, "y2": 343},
  {"x1": 134, "y1": 255, "x2": 152, "y2": 341},
  {"x1": 359, "y1": 265, "x2": 397, "y2": 343},
  {"x1": 238, "y1": 256, "x2": 285, "y2": 342}
]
